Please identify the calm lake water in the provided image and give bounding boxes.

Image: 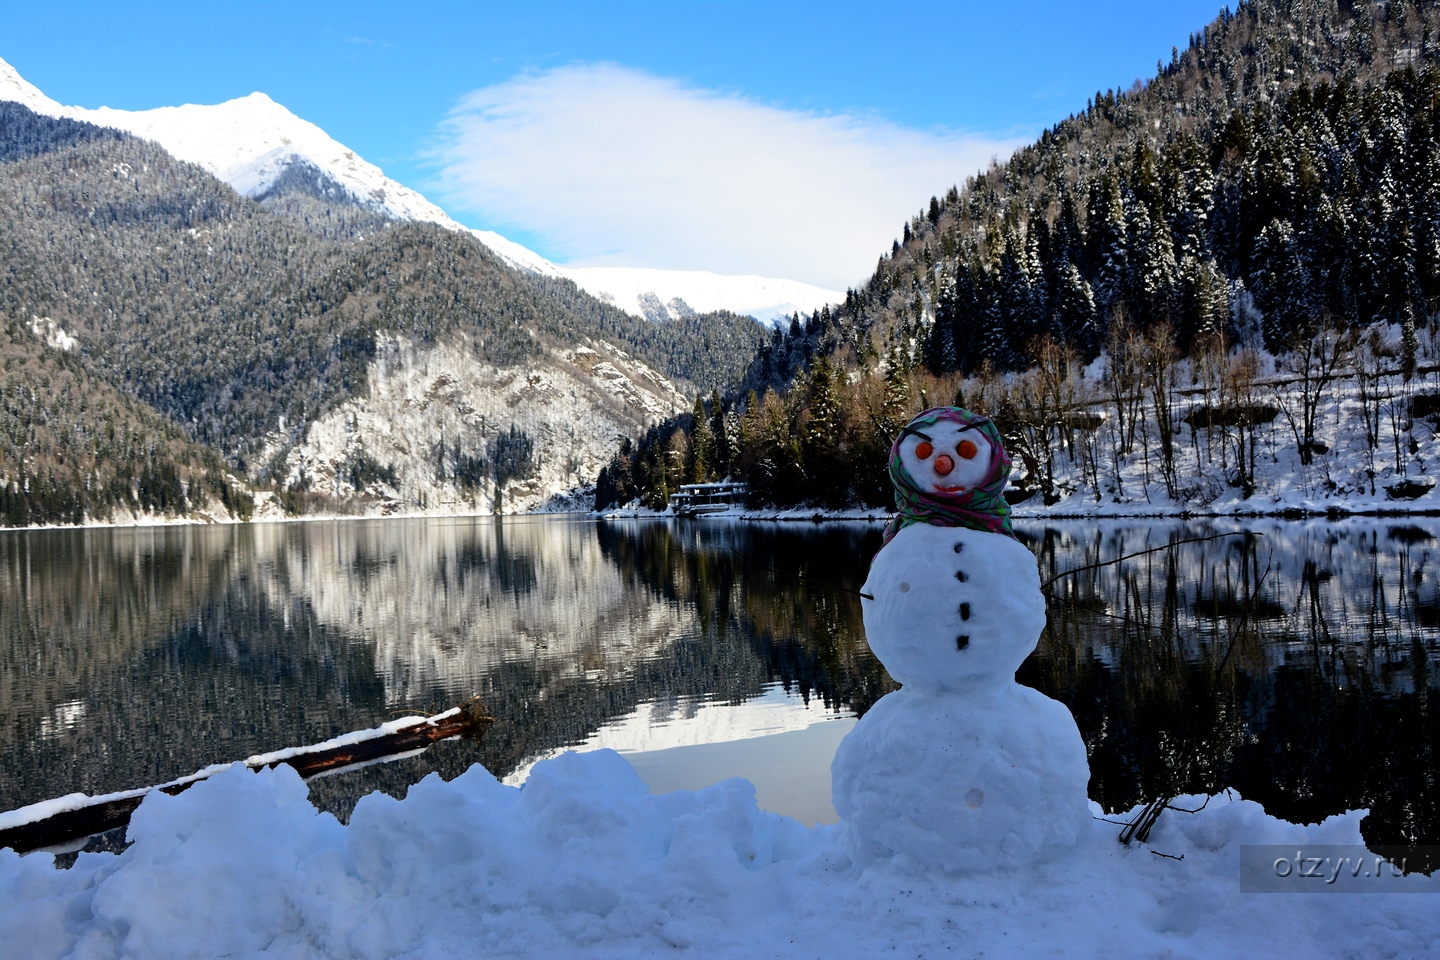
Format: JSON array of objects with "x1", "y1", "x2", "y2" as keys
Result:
[{"x1": 2, "y1": 515, "x2": 1438, "y2": 858}]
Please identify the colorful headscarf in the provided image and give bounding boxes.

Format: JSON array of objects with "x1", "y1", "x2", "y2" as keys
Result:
[{"x1": 879, "y1": 406, "x2": 1015, "y2": 550}]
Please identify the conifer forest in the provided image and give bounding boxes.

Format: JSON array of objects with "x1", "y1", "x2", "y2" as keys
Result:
[{"x1": 598, "y1": 0, "x2": 1440, "y2": 513}]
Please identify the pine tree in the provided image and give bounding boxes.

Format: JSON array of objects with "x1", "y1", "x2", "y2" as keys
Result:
[
  {"x1": 1052, "y1": 185, "x2": 1085, "y2": 272},
  {"x1": 1172, "y1": 137, "x2": 1215, "y2": 261},
  {"x1": 1178, "y1": 256, "x2": 1231, "y2": 343},
  {"x1": 1132, "y1": 203, "x2": 1179, "y2": 328},
  {"x1": 708, "y1": 388, "x2": 730, "y2": 478},
  {"x1": 688, "y1": 395, "x2": 715, "y2": 483},
  {"x1": 1056, "y1": 261, "x2": 1099, "y2": 356},
  {"x1": 977, "y1": 267, "x2": 1013, "y2": 369},
  {"x1": 923, "y1": 271, "x2": 960, "y2": 372},
  {"x1": 802, "y1": 356, "x2": 846, "y2": 506},
  {"x1": 1251, "y1": 218, "x2": 1312, "y2": 349},
  {"x1": 1088, "y1": 172, "x2": 1130, "y2": 326}
]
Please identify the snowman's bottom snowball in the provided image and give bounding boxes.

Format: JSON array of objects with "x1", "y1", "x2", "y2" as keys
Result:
[{"x1": 832, "y1": 684, "x2": 1091, "y2": 873}]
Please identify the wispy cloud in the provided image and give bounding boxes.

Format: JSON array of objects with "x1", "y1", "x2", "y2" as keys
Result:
[{"x1": 430, "y1": 64, "x2": 1024, "y2": 290}]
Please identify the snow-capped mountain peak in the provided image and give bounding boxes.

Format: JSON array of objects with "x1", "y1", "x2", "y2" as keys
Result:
[
  {"x1": 0, "y1": 55, "x2": 60, "y2": 114},
  {"x1": 0, "y1": 58, "x2": 461, "y2": 228},
  {"x1": 0, "y1": 56, "x2": 840, "y2": 322}
]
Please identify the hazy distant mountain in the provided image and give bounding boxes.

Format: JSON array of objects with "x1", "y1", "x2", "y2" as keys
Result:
[
  {"x1": 0, "y1": 57, "x2": 840, "y2": 325},
  {"x1": 565, "y1": 266, "x2": 844, "y2": 326}
]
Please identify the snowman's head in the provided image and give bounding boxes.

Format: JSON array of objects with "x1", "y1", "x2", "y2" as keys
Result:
[
  {"x1": 898, "y1": 420, "x2": 994, "y2": 496},
  {"x1": 881, "y1": 407, "x2": 1015, "y2": 546}
]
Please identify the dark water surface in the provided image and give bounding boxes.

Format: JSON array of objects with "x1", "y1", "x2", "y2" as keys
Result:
[{"x1": 2, "y1": 516, "x2": 1437, "y2": 857}]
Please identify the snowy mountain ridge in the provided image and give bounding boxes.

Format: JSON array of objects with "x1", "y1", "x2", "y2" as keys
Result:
[
  {"x1": 564, "y1": 266, "x2": 843, "y2": 326},
  {"x1": 0, "y1": 59, "x2": 464, "y2": 231},
  {"x1": 0, "y1": 56, "x2": 840, "y2": 324}
]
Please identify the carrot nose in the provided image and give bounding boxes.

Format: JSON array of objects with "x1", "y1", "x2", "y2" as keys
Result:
[{"x1": 934, "y1": 454, "x2": 954, "y2": 476}]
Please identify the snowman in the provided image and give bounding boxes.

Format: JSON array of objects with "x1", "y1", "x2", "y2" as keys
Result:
[{"x1": 831, "y1": 407, "x2": 1091, "y2": 873}]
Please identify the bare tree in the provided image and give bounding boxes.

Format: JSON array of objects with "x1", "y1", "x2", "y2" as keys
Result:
[
  {"x1": 1142, "y1": 324, "x2": 1181, "y2": 498},
  {"x1": 1272, "y1": 321, "x2": 1355, "y2": 467},
  {"x1": 1224, "y1": 350, "x2": 1263, "y2": 497},
  {"x1": 1104, "y1": 315, "x2": 1146, "y2": 456},
  {"x1": 1190, "y1": 330, "x2": 1227, "y2": 470},
  {"x1": 1354, "y1": 328, "x2": 1386, "y2": 493}
]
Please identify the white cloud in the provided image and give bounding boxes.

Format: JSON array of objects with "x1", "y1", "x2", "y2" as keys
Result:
[{"x1": 430, "y1": 64, "x2": 1024, "y2": 291}]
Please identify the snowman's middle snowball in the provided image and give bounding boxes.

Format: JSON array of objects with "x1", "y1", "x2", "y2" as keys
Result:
[{"x1": 860, "y1": 523, "x2": 1045, "y2": 690}]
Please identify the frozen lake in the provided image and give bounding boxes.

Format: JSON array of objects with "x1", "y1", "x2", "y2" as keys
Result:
[{"x1": 2, "y1": 515, "x2": 1437, "y2": 858}]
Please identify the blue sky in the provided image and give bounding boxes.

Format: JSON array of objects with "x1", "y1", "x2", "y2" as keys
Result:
[{"x1": 1, "y1": 1, "x2": 1228, "y2": 287}]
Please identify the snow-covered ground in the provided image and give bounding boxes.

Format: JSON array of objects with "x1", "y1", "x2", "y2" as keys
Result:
[
  {"x1": 3, "y1": 755, "x2": 1436, "y2": 959},
  {"x1": 1006, "y1": 372, "x2": 1440, "y2": 521},
  {"x1": 0, "y1": 57, "x2": 840, "y2": 324}
]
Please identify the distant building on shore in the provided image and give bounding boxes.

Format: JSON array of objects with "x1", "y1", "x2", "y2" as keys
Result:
[{"x1": 668, "y1": 481, "x2": 748, "y2": 516}]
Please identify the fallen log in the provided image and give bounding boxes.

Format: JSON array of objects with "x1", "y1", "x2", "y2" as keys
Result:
[{"x1": 0, "y1": 698, "x2": 494, "y2": 855}]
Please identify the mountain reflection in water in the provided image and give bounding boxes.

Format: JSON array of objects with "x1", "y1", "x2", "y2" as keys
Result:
[{"x1": 1, "y1": 516, "x2": 1437, "y2": 858}]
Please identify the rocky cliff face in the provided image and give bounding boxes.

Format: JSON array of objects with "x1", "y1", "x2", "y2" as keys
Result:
[{"x1": 267, "y1": 334, "x2": 686, "y2": 516}]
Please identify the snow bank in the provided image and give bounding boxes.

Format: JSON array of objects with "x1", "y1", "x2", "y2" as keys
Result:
[{"x1": 3, "y1": 754, "x2": 1437, "y2": 959}]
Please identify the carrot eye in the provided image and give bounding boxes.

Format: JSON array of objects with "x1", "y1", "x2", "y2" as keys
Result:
[
  {"x1": 915, "y1": 441, "x2": 933, "y2": 459},
  {"x1": 958, "y1": 440, "x2": 978, "y2": 460}
]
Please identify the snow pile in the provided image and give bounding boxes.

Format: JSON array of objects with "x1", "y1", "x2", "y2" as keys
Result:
[{"x1": 3, "y1": 756, "x2": 1438, "y2": 958}]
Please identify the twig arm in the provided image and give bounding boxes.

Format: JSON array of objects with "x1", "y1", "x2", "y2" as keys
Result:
[{"x1": 1040, "y1": 533, "x2": 1252, "y2": 592}]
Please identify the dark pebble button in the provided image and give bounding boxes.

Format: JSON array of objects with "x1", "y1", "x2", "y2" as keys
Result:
[
  {"x1": 955, "y1": 570, "x2": 967, "y2": 582},
  {"x1": 960, "y1": 602, "x2": 971, "y2": 620},
  {"x1": 953, "y1": 543, "x2": 964, "y2": 553},
  {"x1": 956, "y1": 635, "x2": 970, "y2": 650}
]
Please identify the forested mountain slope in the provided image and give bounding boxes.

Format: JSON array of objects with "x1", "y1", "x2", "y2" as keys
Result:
[
  {"x1": 599, "y1": 0, "x2": 1440, "y2": 512},
  {"x1": 0, "y1": 319, "x2": 250, "y2": 526},
  {"x1": 0, "y1": 103, "x2": 767, "y2": 524},
  {"x1": 876, "y1": 0, "x2": 1440, "y2": 372}
]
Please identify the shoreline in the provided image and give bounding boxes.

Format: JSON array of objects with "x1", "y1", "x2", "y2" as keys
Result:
[
  {"x1": 0, "y1": 506, "x2": 595, "y2": 535},
  {"x1": 598, "y1": 498, "x2": 1440, "y2": 523},
  {"x1": 8, "y1": 495, "x2": 1440, "y2": 535}
]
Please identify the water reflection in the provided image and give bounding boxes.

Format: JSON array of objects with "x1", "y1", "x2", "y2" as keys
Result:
[
  {"x1": 1023, "y1": 518, "x2": 1440, "y2": 865},
  {"x1": 1, "y1": 516, "x2": 1437, "y2": 860},
  {"x1": 0, "y1": 517, "x2": 881, "y2": 828}
]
